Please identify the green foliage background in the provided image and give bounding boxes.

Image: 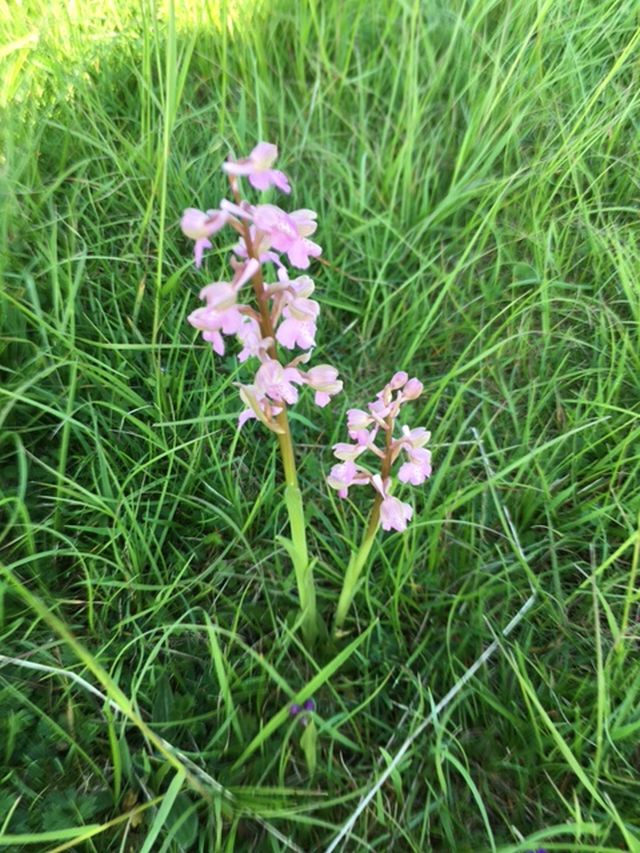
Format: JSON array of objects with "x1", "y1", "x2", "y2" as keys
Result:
[{"x1": 1, "y1": 0, "x2": 640, "y2": 849}]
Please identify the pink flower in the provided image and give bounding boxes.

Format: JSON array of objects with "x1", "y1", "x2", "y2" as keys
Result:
[
  {"x1": 347, "y1": 409, "x2": 375, "y2": 445},
  {"x1": 327, "y1": 460, "x2": 370, "y2": 499},
  {"x1": 188, "y1": 299, "x2": 244, "y2": 355},
  {"x1": 255, "y1": 359, "x2": 303, "y2": 405},
  {"x1": 395, "y1": 426, "x2": 432, "y2": 485},
  {"x1": 223, "y1": 142, "x2": 291, "y2": 194},
  {"x1": 233, "y1": 227, "x2": 282, "y2": 267},
  {"x1": 181, "y1": 208, "x2": 229, "y2": 268},
  {"x1": 275, "y1": 279, "x2": 320, "y2": 350},
  {"x1": 253, "y1": 204, "x2": 322, "y2": 269},
  {"x1": 198, "y1": 281, "x2": 238, "y2": 312},
  {"x1": 187, "y1": 263, "x2": 259, "y2": 356},
  {"x1": 276, "y1": 315, "x2": 317, "y2": 349},
  {"x1": 380, "y1": 495, "x2": 414, "y2": 532},
  {"x1": 194, "y1": 284, "x2": 245, "y2": 336},
  {"x1": 398, "y1": 447, "x2": 432, "y2": 485},
  {"x1": 201, "y1": 328, "x2": 225, "y2": 356},
  {"x1": 332, "y1": 442, "x2": 368, "y2": 461},
  {"x1": 236, "y1": 318, "x2": 272, "y2": 363},
  {"x1": 398, "y1": 425, "x2": 431, "y2": 448},
  {"x1": 371, "y1": 474, "x2": 414, "y2": 532},
  {"x1": 303, "y1": 364, "x2": 343, "y2": 407},
  {"x1": 238, "y1": 384, "x2": 284, "y2": 433}
]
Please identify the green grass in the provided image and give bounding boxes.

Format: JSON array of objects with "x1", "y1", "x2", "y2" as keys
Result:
[{"x1": 2, "y1": 0, "x2": 640, "y2": 849}]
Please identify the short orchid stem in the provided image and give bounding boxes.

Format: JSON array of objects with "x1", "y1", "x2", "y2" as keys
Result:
[
  {"x1": 334, "y1": 499, "x2": 381, "y2": 634},
  {"x1": 237, "y1": 202, "x2": 318, "y2": 647},
  {"x1": 334, "y1": 416, "x2": 392, "y2": 634}
]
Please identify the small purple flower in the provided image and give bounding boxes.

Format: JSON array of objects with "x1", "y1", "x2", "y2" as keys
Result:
[{"x1": 290, "y1": 698, "x2": 315, "y2": 721}]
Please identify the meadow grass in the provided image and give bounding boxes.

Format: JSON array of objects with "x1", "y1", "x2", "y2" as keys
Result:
[{"x1": 1, "y1": 0, "x2": 640, "y2": 849}]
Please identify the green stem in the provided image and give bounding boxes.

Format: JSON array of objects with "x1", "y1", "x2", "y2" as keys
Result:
[
  {"x1": 334, "y1": 413, "x2": 392, "y2": 634},
  {"x1": 334, "y1": 498, "x2": 381, "y2": 634},
  {"x1": 277, "y1": 409, "x2": 317, "y2": 647}
]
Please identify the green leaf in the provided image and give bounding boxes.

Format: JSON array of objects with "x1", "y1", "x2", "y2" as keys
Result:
[
  {"x1": 0, "y1": 826, "x2": 102, "y2": 846},
  {"x1": 152, "y1": 673, "x2": 175, "y2": 723},
  {"x1": 139, "y1": 769, "x2": 186, "y2": 853},
  {"x1": 300, "y1": 720, "x2": 317, "y2": 778}
]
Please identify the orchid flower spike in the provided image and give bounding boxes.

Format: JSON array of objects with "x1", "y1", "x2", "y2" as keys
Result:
[
  {"x1": 182, "y1": 142, "x2": 340, "y2": 435},
  {"x1": 327, "y1": 374, "x2": 431, "y2": 533}
]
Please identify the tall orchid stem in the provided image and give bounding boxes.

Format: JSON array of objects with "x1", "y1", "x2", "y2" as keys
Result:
[
  {"x1": 235, "y1": 194, "x2": 317, "y2": 647},
  {"x1": 334, "y1": 415, "x2": 393, "y2": 635}
]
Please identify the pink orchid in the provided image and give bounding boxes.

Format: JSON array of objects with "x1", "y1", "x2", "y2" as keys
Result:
[
  {"x1": 398, "y1": 447, "x2": 432, "y2": 485},
  {"x1": 327, "y1": 460, "x2": 370, "y2": 499},
  {"x1": 371, "y1": 474, "x2": 414, "y2": 532},
  {"x1": 238, "y1": 384, "x2": 284, "y2": 433},
  {"x1": 380, "y1": 495, "x2": 414, "y2": 532},
  {"x1": 194, "y1": 282, "x2": 247, "y2": 336},
  {"x1": 332, "y1": 442, "x2": 368, "y2": 462},
  {"x1": 188, "y1": 301, "x2": 245, "y2": 355},
  {"x1": 304, "y1": 365, "x2": 343, "y2": 407},
  {"x1": 236, "y1": 318, "x2": 272, "y2": 363},
  {"x1": 253, "y1": 204, "x2": 322, "y2": 269},
  {"x1": 276, "y1": 314, "x2": 317, "y2": 349},
  {"x1": 394, "y1": 425, "x2": 432, "y2": 484},
  {"x1": 327, "y1": 374, "x2": 431, "y2": 534},
  {"x1": 223, "y1": 142, "x2": 291, "y2": 194},
  {"x1": 255, "y1": 359, "x2": 303, "y2": 405},
  {"x1": 276, "y1": 282, "x2": 320, "y2": 349},
  {"x1": 233, "y1": 227, "x2": 283, "y2": 267},
  {"x1": 398, "y1": 425, "x2": 431, "y2": 448},
  {"x1": 181, "y1": 208, "x2": 229, "y2": 268},
  {"x1": 347, "y1": 408, "x2": 375, "y2": 445}
]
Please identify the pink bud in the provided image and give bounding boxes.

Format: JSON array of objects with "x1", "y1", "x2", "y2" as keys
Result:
[
  {"x1": 389, "y1": 371, "x2": 409, "y2": 390},
  {"x1": 402, "y1": 378, "x2": 423, "y2": 400}
]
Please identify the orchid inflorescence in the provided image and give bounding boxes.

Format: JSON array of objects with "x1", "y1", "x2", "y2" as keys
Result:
[
  {"x1": 178, "y1": 140, "x2": 433, "y2": 641},
  {"x1": 327, "y1": 372, "x2": 431, "y2": 533},
  {"x1": 181, "y1": 143, "x2": 342, "y2": 436}
]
